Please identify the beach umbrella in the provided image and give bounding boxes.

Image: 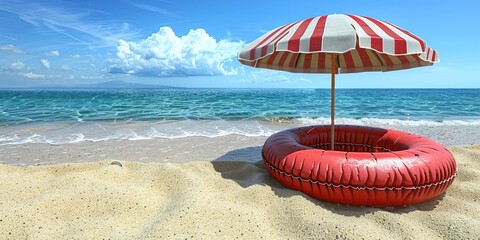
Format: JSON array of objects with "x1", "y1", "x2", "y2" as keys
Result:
[{"x1": 237, "y1": 14, "x2": 439, "y2": 150}]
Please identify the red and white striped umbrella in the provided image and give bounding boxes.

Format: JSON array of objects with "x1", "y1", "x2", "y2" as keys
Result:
[
  {"x1": 238, "y1": 14, "x2": 438, "y2": 73},
  {"x1": 237, "y1": 14, "x2": 439, "y2": 150}
]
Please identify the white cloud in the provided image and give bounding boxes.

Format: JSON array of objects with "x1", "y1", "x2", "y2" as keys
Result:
[
  {"x1": 298, "y1": 77, "x2": 311, "y2": 82},
  {"x1": 23, "y1": 72, "x2": 46, "y2": 79},
  {"x1": 10, "y1": 61, "x2": 26, "y2": 70},
  {"x1": 241, "y1": 69, "x2": 291, "y2": 83},
  {"x1": 40, "y1": 59, "x2": 50, "y2": 70},
  {"x1": 45, "y1": 50, "x2": 60, "y2": 57},
  {"x1": 123, "y1": 1, "x2": 177, "y2": 17},
  {"x1": 61, "y1": 64, "x2": 72, "y2": 71},
  {"x1": 0, "y1": 2, "x2": 140, "y2": 47},
  {"x1": 70, "y1": 54, "x2": 81, "y2": 58},
  {"x1": 79, "y1": 75, "x2": 104, "y2": 80},
  {"x1": 109, "y1": 27, "x2": 244, "y2": 77},
  {"x1": 0, "y1": 44, "x2": 23, "y2": 54}
]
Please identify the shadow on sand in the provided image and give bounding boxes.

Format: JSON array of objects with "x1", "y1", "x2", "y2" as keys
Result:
[{"x1": 212, "y1": 146, "x2": 445, "y2": 216}]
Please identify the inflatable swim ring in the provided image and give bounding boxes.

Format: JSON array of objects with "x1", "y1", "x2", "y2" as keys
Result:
[{"x1": 262, "y1": 125, "x2": 457, "y2": 206}]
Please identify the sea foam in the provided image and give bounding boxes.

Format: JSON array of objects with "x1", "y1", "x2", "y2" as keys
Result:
[
  {"x1": 296, "y1": 117, "x2": 480, "y2": 126},
  {"x1": 1, "y1": 118, "x2": 480, "y2": 145}
]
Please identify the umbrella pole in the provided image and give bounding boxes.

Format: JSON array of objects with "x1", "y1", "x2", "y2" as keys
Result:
[{"x1": 331, "y1": 54, "x2": 337, "y2": 151}]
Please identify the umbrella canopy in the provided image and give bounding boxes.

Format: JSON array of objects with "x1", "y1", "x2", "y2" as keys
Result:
[{"x1": 237, "y1": 14, "x2": 439, "y2": 150}]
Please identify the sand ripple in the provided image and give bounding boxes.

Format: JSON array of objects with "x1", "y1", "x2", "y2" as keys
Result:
[{"x1": 0, "y1": 146, "x2": 479, "y2": 239}]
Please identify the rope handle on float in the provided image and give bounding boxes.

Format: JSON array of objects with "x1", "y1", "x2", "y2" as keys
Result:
[
  {"x1": 310, "y1": 142, "x2": 396, "y2": 153},
  {"x1": 263, "y1": 159, "x2": 458, "y2": 191}
]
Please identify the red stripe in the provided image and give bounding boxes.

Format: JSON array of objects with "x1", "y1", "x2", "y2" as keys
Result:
[
  {"x1": 309, "y1": 16, "x2": 327, "y2": 51},
  {"x1": 343, "y1": 51, "x2": 355, "y2": 69},
  {"x1": 396, "y1": 55, "x2": 410, "y2": 64},
  {"x1": 317, "y1": 53, "x2": 327, "y2": 69},
  {"x1": 357, "y1": 47, "x2": 373, "y2": 68},
  {"x1": 266, "y1": 52, "x2": 278, "y2": 65},
  {"x1": 260, "y1": 45, "x2": 268, "y2": 57},
  {"x1": 249, "y1": 49, "x2": 256, "y2": 61},
  {"x1": 347, "y1": 15, "x2": 383, "y2": 53},
  {"x1": 426, "y1": 48, "x2": 431, "y2": 60},
  {"x1": 431, "y1": 50, "x2": 437, "y2": 62},
  {"x1": 248, "y1": 23, "x2": 293, "y2": 60},
  {"x1": 259, "y1": 22, "x2": 297, "y2": 57},
  {"x1": 363, "y1": 16, "x2": 407, "y2": 54},
  {"x1": 278, "y1": 52, "x2": 290, "y2": 66},
  {"x1": 288, "y1": 53, "x2": 298, "y2": 68},
  {"x1": 303, "y1": 54, "x2": 312, "y2": 70},
  {"x1": 380, "y1": 54, "x2": 394, "y2": 66},
  {"x1": 288, "y1": 18, "x2": 314, "y2": 52},
  {"x1": 386, "y1": 23, "x2": 426, "y2": 52}
]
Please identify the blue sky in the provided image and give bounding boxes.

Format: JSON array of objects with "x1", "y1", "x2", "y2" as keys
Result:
[{"x1": 0, "y1": 0, "x2": 478, "y2": 88}]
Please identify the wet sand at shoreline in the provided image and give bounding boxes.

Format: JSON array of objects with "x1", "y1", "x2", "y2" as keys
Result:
[{"x1": 1, "y1": 124, "x2": 479, "y2": 166}]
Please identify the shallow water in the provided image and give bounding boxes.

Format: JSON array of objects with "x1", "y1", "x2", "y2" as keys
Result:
[{"x1": 1, "y1": 88, "x2": 479, "y2": 144}]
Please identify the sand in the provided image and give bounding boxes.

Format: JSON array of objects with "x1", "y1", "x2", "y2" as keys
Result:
[
  {"x1": 0, "y1": 137, "x2": 479, "y2": 239},
  {"x1": 0, "y1": 135, "x2": 268, "y2": 166}
]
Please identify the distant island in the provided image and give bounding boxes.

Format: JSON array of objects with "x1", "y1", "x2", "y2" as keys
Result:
[{"x1": 30, "y1": 80, "x2": 183, "y2": 89}]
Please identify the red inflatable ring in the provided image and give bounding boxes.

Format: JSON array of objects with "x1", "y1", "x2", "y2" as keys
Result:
[{"x1": 262, "y1": 125, "x2": 457, "y2": 206}]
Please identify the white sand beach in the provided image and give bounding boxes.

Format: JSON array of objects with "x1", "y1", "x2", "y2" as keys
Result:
[{"x1": 0, "y1": 128, "x2": 479, "y2": 239}]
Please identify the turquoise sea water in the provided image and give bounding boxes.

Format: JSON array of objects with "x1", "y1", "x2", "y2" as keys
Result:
[{"x1": 1, "y1": 88, "x2": 479, "y2": 144}]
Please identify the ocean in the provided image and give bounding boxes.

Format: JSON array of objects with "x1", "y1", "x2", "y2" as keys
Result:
[{"x1": 1, "y1": 88, "x2": 479, "y2": 145}]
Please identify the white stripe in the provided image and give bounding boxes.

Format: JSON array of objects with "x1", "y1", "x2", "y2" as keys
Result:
[
  {"x1": 321, "y1": 14, "x2": 356, "y2": 53},
  {"x1": 427, "y1": 48, "x2": 432, "y2": 61},
  {"x1": 419, "y1": 47, "x2": 440, "y2": 63},
  {"x1": 238, "y1": 31, "x2": 272, "y2": 59},
  {"x1": 276, "y1": 21, "x2": 303, "y2": 51},
  {"x1": 238, "y1": 24, "x2": 287, "y2": 60},
  {"x1": 344, "y1": 15, "x2": 371, "y2": 50},
  {"x1": 253, "y1": 24, "x2": 290, "y2": 59},
  {"x1": 381, "y1": 21, "x2": 424, "y2": 54},
  {"x1": 299, "y1": 17, "x2": 320, "y2": 52},
  {"x1": 357, "y1": 16, "x2": 397, "y2": 54}
]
